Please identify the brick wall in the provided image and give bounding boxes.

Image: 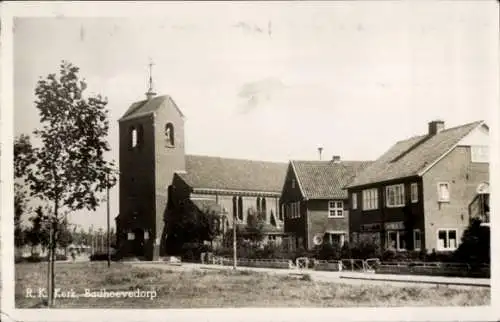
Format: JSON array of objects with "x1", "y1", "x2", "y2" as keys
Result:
[
  {"x1": 348, "y1": 178, "x2": 425, "y2": 249},
  {"x1": 154, "y1": 100, "x2": 186, "y2": 259},
  {"x1": 281, "y1": 164, "x2": 307, "y2": 247},
  {"x1": 422, "y1": 146, "x2": 489, "y2": 252},
  {"x1": 306, "y1": 199, "x2": 349, "y2": 249},
  {"x1": 118, "y1": 114, "x2": 156, "y2": 258}
]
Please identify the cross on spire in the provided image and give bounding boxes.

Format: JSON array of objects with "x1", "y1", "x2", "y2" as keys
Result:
[{"x1": 146, "y1": 58, "x2": 156, "y2": 100}]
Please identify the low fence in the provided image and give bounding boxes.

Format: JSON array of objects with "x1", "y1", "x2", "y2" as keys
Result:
[
  {"x1": 207, "y1": 255, "x2": 489, "y2": 278},
  {"x1": 377, "y1": 261, "x2": 490, "y2": 278},
  {"x1": 211, "y1": 256, "x2": 293, "y2": 269}
]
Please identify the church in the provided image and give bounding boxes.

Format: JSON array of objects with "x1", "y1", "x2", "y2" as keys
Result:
[{"x1": 115, "y1": 82, "x2": 288, "y2": 260}]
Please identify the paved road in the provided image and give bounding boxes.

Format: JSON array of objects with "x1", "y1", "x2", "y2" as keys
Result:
[{"x1": 130, "y1": 262, "x2": 490, "y2": 290}]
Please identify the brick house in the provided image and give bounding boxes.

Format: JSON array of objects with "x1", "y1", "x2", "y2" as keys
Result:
[
  {"x1": 280, "y1": 157, "x2": 372, "y2": 250},
  {"x1": 346, "y1": 120, "x2": 489, "y2": 253},
  {"x1": 116, "y1": 91, "x2": 287, "y2": 260}
]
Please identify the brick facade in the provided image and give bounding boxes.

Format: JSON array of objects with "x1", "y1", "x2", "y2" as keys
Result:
[{"x1": 422, "y1": 146, "x2": 489, "y2": 252}]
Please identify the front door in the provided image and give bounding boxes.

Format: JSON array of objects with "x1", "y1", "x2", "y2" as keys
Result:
[{"x1": 132, "y1": 228, "x2": 145, "y2": 257}]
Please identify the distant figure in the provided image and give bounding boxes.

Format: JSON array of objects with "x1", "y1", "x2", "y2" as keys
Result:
[{"x1": 71, "y1": 249, "x2": 76, "y2": 262}]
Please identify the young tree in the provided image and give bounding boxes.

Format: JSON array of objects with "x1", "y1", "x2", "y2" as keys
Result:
[
  {"x1": 245, "y1": 207, "x2": 266, "y2": 245},
  {"x1": 24, "y1": 61, "x2": 117, "y2": 307}
]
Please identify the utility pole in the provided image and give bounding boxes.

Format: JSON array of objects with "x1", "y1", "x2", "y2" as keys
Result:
[
  {"x1": 106, "y1": 171, "x2": 111, "y2": 268},
  {"x1": 233, "y1": 206, "x2": 237, "y2": 270}
]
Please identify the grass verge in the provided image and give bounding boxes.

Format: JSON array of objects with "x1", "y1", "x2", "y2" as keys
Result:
[{"x1": 15, "y1": 262, "x2": 490, "y2": 308}]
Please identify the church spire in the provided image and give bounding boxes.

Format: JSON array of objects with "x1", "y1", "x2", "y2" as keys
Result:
[{"x1": 145, "y1": 58, "x2": 156, "y2": 100}]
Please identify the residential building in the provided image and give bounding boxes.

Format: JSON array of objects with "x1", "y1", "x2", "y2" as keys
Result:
[
  {"x1": 116, "y1": 90, "x2": 287, "y2": 260},
  {"x1": 347, "y1": 120, "x2": 490, "y2": 253},
  {"x1": 281, "y1": 157, "x2": 372, "y2": 250}
]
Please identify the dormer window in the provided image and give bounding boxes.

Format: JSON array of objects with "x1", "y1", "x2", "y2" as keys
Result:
[{"x1": 165, "y1": 123, "x2": 175, "y2": 147}]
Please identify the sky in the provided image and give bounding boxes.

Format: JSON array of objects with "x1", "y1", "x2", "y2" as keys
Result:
[{"x1": 10, "y1": 2, "x2": 499, "y2": 230}]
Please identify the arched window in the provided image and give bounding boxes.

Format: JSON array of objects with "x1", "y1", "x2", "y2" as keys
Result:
[
  {"x1": 262, "y1": 198, "x2": 267, "y2": 218},
  {"x1": 238, "y1": 196, "x2": 243, "y2": 221},
  {"x1": 130, "y1": 127, "x2": 138, "y2": 148},
  {"x1": 256, "y1": 197, "x2": 261, "y2": 213},
  {"x1": 232, "y1": 196, "x2": 237, "y2": 220},
  {"x1": 165, "y1": 123, "x2": 175, "y2": 147}
]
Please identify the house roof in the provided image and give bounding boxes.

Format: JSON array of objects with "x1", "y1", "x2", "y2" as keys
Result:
[
  {"x1": 118, "y1": 95, "x2": 184, "y2": 122},
  {"x1": 177, "y1": 155, "x2": 288, "y2": 194},
  {"x1": 291, "y1": 160, "x2": 373, "y2": 199},
  {"x1": 347, "y1": 121, "x2": 485, "y2": 188}
]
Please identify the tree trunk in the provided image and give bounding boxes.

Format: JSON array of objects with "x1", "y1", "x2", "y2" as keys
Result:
[{"x1": 48, "y1": 199, "x2": 59, "y2": 307}]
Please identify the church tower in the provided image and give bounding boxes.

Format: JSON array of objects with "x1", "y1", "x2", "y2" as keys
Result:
[{"x1": 117, "y1": 61, "x2": 186, "y2": 260}]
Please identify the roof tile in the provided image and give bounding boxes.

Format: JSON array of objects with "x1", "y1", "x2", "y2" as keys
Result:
[
  {"x1": 178, "y1": 155, "x2": 288, "y2": 193},
  {"x1": 292, "y1": 160, "x2": 372, "y2": 199},
  {"x1": 348, "y1": 121, "x2": 484, "y2": 188}
]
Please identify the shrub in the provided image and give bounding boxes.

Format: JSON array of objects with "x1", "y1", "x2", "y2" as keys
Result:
[
  {"x1": 89, "y1": 253, "x2": 118, "y2": 261},
  {"x1": 350, "y1": 239, "x2": 382, "y2": 259},
  {"x1": 453, "y1": 218, "x2": 490, "y2": 264},
  {"x1": 314, "y1": 243, "x2": 341, "y2": 260}
]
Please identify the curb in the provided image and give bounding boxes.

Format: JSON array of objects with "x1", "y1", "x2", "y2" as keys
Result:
[{"x1": 338, "y1": 275, "x2": 491, "y2": 288}]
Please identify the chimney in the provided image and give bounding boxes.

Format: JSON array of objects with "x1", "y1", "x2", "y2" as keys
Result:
[
  {"x1": 318, "y1": 147, "x2": 323, "y2": 160},
  {"x1": 332, "y1": 155, "x2": 341, "y2": 163},
  {"x1": 428, "y1": 120, "x2": 445, "y2": 136}
]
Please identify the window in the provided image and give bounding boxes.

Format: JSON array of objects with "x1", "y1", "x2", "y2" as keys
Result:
[
  {"x1": 131, "y1": 127, "x2": 138, "y2": 148},
  {"x1": 288, "y1": 201, "x2": 300, "y2": 219},
  {"x1": 256, "y1": 197, "x2": 261, "y2": 212},
  {"x1": 437, "y1": 229, "x2": 457, "y2": 251},
  {"x1": 237, "y1": 197, "x2": 243, "y2": 221},
  {"x1": 165, "y1": 123, "x2": 175, "y2": 147},
  {"x1": 327, "y1": 232, "x2": 346, "y2": 246},
  {"x1": 127, "y1": 232, "x2": 135, "y2": 240},
  {"x1": 386, "y1": 184, "x2": 405, "y2": 207},
  {"x1": 386, "y1": 231, "x2": 406, "y2": 251},
  {"x1": 438, "y1": 182, "x2": 450, "y2": 202},
  {"x1": 232, "y1": 196, "x2": 238, "y2": 220},
  {"x1": 352, "y1": 193, "x2": 358, "y2": 210},
  {"x1": 328, "y1": 201, "x2": 344, "y2": 218},
  {"x1": 279, "y1": 204, "x2": 284, "y2": 221},
  {"x1": 413, "y1": 229, "x2": 421, "y2": 251},
  {"x1": 362, "y1": 188, "x2": 379, "y2": 210},
  {"x1": 262, "y1": 198, "x2": 267, "y2": 218},
  {"x1": 471, "y1": 145, "x2": 489, "y2": 163},
  {"x1": 291, "y1": 179, "x2": 296, "y2": 189},
  {"x1": 411, "y1": 183, "x2": 418, "y2": 203}
]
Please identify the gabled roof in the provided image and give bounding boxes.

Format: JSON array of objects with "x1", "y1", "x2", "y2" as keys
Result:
[
  {"x1": 347, "y1": 121, "x2": 485, "y2": 188},
  {"x1": 291, "y1": 160, "x2": 373, "y2": 200},
  {"x1": 118, "y1": 95, "x2": 184, "y2": 122},
  {"x1": 177, "y1": 155, "x2": 288, "y2": 194}
]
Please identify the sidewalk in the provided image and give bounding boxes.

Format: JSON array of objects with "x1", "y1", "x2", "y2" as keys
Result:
[{"x1": 130, "y1": 261, "x2": 490, "y2": 289}]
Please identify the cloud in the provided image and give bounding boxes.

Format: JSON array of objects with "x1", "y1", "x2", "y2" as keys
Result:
[{"x1": 237, "y1": 77, "x2": 287, "y2": 113}]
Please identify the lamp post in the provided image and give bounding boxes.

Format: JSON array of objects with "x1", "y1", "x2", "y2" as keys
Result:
[
  {"x1": 106, "y1": 170, "x2": 111, "y2": 268},
  {"x1": 233, "y1": 205, "x2": 237, "y2": 270}
]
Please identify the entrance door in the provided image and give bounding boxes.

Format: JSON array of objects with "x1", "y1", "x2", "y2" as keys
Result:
[{"x1": 132, "y1": 228, "x2": 145, "y2": 257}]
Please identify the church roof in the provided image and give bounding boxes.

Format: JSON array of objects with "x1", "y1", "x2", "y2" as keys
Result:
[
  {"x1": 347, "y1": 120, "x2": 485, "y2": 188},
  {"x1": 291, "y1": 160, "x2": 373, "y2": 200},
  {"x1": 177, "y1": 155, "x2": 288, "y2": 194},
  {"x1": 118, "y1": 95, "x2": 184, "y2": 122}
]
